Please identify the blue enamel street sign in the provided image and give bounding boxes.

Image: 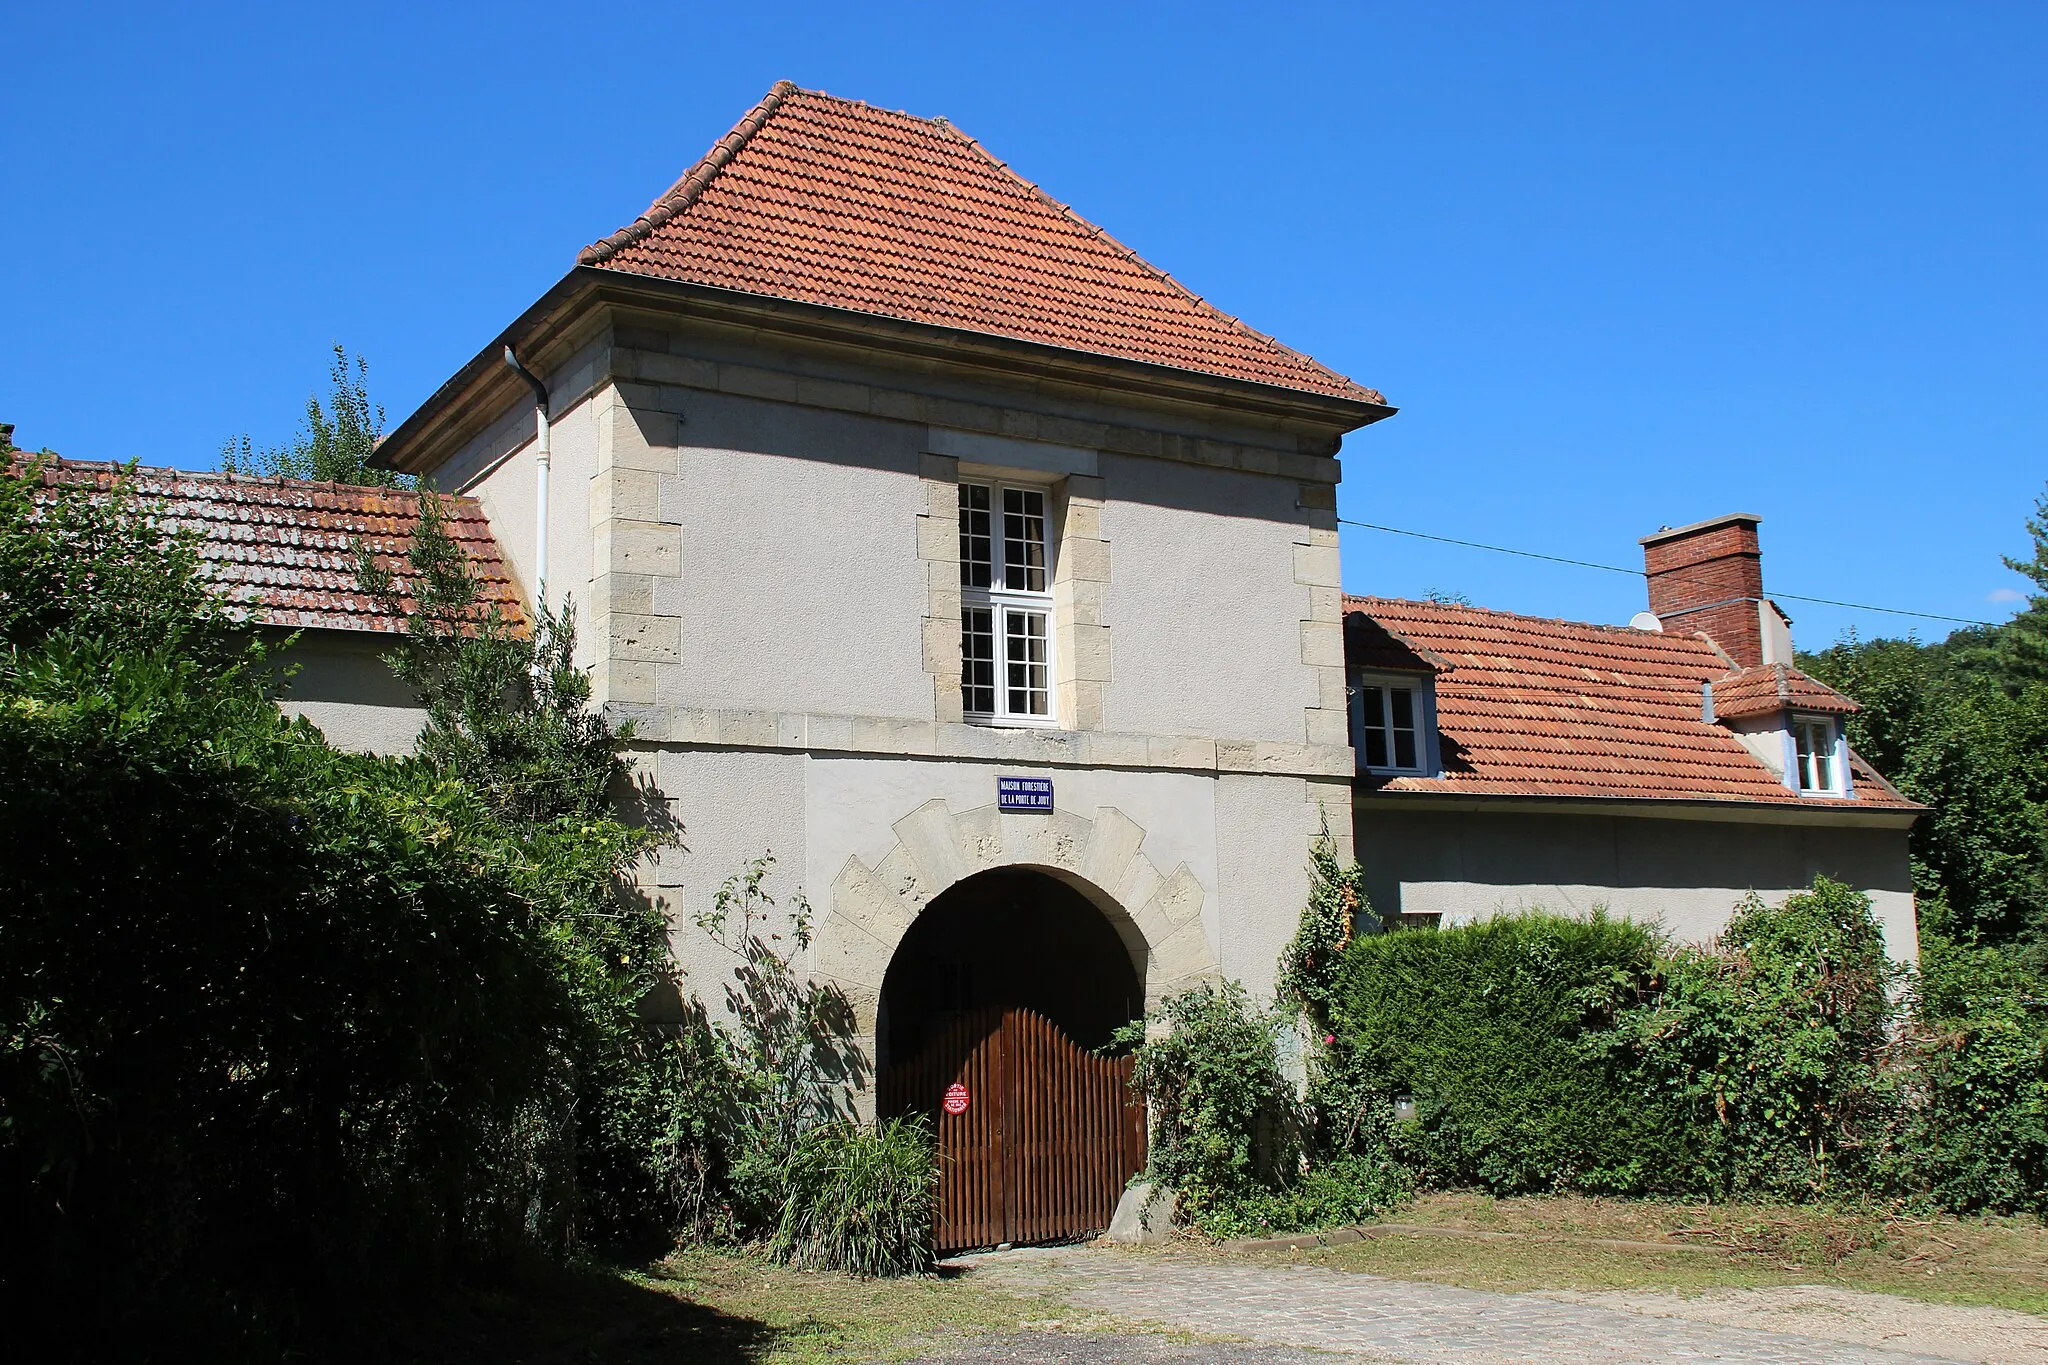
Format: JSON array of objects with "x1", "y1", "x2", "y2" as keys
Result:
[{"x1": 997, "y1": 775, "x2": 1054, "y2": 812}]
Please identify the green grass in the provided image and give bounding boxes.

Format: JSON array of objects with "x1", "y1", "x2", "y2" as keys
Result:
[
  {"x1": 1238, "y1": 1193, "x2": 2048, "y2": 1317},
  {"x1": 349, "y1": 1247, "x2": 1100, "y2": 1365},
  {"x1": 322, "y1": 1196, "x2": 2048, "y2": 1361}
]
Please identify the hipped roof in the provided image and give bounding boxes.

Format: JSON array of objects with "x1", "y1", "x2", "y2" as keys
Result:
[{"x1": 579, "y1": 82, "x2": 1383, "y2": 405}]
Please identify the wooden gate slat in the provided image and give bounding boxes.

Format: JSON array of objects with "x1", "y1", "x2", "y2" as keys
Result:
[{"x1": 885, "y1": 1004, "x2": 1145, "y2": 1253}]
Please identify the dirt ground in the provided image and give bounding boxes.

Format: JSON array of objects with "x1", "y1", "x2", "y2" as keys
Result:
[{"x1": 1539, "y1": 1284, "x2": 2048, "y2": 1363}]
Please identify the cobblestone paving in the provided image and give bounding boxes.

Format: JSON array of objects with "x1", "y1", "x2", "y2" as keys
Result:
[
  {"x1": 947, "y1": 1247, "x2": 1972, "y2": 1364},
  {"x1": 901, "y1": 1331, "x2": 1345, "y2": 1363}
]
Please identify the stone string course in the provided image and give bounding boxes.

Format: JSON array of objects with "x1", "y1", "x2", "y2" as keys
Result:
[{"x1": 612, "y1": 709, "x2": 1354, "y2": 778}]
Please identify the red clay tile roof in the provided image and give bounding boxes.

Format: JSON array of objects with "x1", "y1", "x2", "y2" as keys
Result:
[
  {"x1": 19, "y1": 457, "x2": 524, "y2": 635},
  {"x1": 1346, "y1": 610, "x2": 1448, "y2": 674},
  {"x1": 1710, "y1": 663, "x2": 1859, "y2": 722},
  {"x1": 580, "y1": 82, "x2": 1383, "y2": 406},
  {"x1": 1344, "y1": 596, "x2": 1914, "y2": 809}
]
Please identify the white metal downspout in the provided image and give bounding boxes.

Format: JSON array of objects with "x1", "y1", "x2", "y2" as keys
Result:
[
  {"x1": 503, "y1": 346, "x2": 552, "y2": 611},
  {"x1": 533, "y1": 406, "x2": 551, "y2": 603}
]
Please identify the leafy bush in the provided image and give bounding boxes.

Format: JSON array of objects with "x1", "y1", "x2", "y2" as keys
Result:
[
  {"x1": 684, "y1": 855, "x2": 867, "y2": 1238},
  {"x1": 1897, "y1": 937, "x2": 2048, "y2": 1214},
  {"x1": 0, "y1": 635, "x2": 591, "y2": 1348},
  {"x1": 1194, "y1": 1153, "x2": 1415, "y2": 1241},
  {"x1": 770, "y1": 1120, "x2": 939, "y2": 1276},
  {"x1": 1116, "y1": 980, "x2": 1301, "y2": 1221},
  {"x1": 1314, "y1": 878, "x2": 2048, "y2": 1215},
  {"x1": 0, "y1": 457, "x2": 678, "y2": 1350},
  {"x1": 1599, "y1": 879, "x2": 1903, "y2": 1199},
  {"x1": 1331, "y1": 911, "x2": 1677, "y2": 1193}
]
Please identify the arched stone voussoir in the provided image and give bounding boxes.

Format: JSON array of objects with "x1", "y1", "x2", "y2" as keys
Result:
[
  {"x1": 954, "y1": 803, "x2": 1006, "y2": 873},
  {"x1": 811, "y1": 909, "x2": 893, "y2": 996},
  {"x1": 813, "y1": 975, "x2": 882, "y2": 1036},
  {"x1": 1079, "y1": 806, "x2": 1147, "y2": 894},
  {"x1": 818, "y1": 797, "x2": 1222, "y2": 1016},
  {"x1": 890, "y1": 799, "x2": 970, "y2": 895},
  {"x1": 831, "y1": 855, "x2": 917, "y2": 946}
]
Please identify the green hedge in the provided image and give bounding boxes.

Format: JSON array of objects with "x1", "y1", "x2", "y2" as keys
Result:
[
  {"x1": 1321, "y1": 880, "x2": 2048, "y2": 1212},
  {"x1": 1329, "y1": 911, "x2": 1685, "y2": 1193}
]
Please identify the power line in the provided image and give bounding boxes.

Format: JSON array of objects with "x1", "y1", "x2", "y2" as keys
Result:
[{"x1": 1338, "y1": 517, "x2": 1999, "y2": 628}]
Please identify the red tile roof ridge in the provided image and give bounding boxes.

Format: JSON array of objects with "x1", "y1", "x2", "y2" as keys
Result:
[
  {"x1": 23, "y1": 456, "x2": 419, "y2": 498},
  {"x1": 1344, "y1": 593, "x2": 1721, "y2": 652},
  {"x1": 580, "y1": 79, "x2": 800, "y2": 268}
]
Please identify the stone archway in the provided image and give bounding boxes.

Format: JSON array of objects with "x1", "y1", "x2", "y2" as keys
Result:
[{"x1": 811, "y1": 800, "x2": 1222, "y2": 1092}]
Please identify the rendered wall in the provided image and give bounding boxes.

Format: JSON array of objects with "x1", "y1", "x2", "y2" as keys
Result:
[
  {"x1": 641, "y1": 746, "x2": 1326, "y2": 1015},
  {"x1": 1353, "y1": 806, "x2": 1920, "y2": 962},
  {"x1": 584, "y1": 376, "x2": 1332, "y2": 740},
  {"x1": 1099, "y1": 454, "x2": 1322, "y2": 744},
  {"x1": 453, "y1": 377, "x2": 600, "y2": 665},
  {"x1": 271, "y1": 629, "x2": 422, "y2": 756},
  {"x1": 652, "y1": 390, "x2": 933, "y2": 719}
]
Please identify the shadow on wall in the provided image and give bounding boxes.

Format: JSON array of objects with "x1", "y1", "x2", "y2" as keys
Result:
[
  {"x1": 1354, "y1": 809, "x2": 1914, "y2": 939},
  {"x1": 620, "y1": 387, "x2": 1316, "y2": 525}
]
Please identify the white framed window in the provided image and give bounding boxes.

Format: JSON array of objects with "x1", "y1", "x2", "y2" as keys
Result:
[
  {"x1": 960, "y1": 481, "x2": 1055, "y2": 725},
  {"x1": 1793, "y1": 714, "x2": 1843, "y2": 795},
  {"x1": 1353, "y1": 677, "x2": 1429, "y2": 773}
]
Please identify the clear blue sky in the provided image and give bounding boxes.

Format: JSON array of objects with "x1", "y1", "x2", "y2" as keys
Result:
[{"x1": 4, "y1": 2, "x2": 2042, "y2": 647}]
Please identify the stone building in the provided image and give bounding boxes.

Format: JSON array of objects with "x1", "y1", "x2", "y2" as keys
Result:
[
  {"x1": 21, "y1": 82, "x2": 1918, "y2": 1247},
  {"x1": 369, "y1": 83, "x2": 1390, "y2": 1084},
  {"x1": 1343, "y1": 512, "x2": 1919, "y2": 958}
]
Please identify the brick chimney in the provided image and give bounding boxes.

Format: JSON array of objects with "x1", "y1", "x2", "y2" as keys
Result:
[{"x1": 1640, "y1": 513, "x2": 1766, "y2": 666}]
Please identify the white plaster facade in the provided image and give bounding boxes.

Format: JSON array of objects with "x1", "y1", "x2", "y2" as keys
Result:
[
  {"x1": 268, "y1": 628, "x2": 423, "y2": 757},
  {"x1": 378, "y1": 277, "x2": 1376, "y2": 1088},
  {"x1": 1353, "y1": 793, "x2": 1920, "y2": 961}
]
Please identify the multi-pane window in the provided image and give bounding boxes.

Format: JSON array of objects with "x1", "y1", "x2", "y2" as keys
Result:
[
  {"x1": 959, "y1": 481, "x2": 1053, "y2": 723},
  {"x1": 1794, "y1": 715, "x2": 1840, "y2": 794},
  {"x1": 1355, "y1": 680, "x2": 1425, "y2": 772}
]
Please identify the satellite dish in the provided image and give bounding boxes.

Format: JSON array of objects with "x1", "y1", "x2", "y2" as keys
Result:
[{"x1": 1629, "y1": 611, "x2": 1665, "y2": 633}]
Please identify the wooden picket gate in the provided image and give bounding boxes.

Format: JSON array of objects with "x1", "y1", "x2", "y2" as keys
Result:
[{"x1": 880, "y1": 1007, "x2": 1146, "y2": 1253}]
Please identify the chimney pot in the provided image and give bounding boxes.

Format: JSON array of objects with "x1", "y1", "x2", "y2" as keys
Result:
[{"x1": 1639, "y1": 513, "x2": 1767, "y2": 666}]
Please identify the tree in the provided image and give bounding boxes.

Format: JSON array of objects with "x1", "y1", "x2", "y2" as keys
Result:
[
  {"x1": 0, "y1": 454, "x2": 592, "y2": 1350},
  {"x1": 1801, "y1": 484, "x2": 2048, "y2": 954},
  {"x1": 221, "y1": 345, "x2": 407, "y2": 487},
  {"x1": 1997, "y1": 481, "x2": 2048, "y2": 684},
  {"x1": 353, "y1": 495, "x2": 712, "y2": 1239},
  {"x1": 354, "y1": 491, "x2": 629, "y2": 826}
]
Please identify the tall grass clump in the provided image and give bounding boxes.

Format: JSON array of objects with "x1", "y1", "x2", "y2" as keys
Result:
[{"x1": 771, "y1": 1120, "x2": 939, "y2": 1276}]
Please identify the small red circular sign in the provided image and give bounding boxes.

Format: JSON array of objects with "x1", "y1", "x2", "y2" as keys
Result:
[{"x1": 942, "y1": 1083, "x2": 971, "y2": 1115}]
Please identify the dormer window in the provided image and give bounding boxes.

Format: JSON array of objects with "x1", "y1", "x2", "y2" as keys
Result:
[
  {"x1": 1793, "y1": 714, "x2": 1844, "y2": 795},
  {"x1": 1352, "y1": 676, "x2": 1434, "y2": 774}
]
